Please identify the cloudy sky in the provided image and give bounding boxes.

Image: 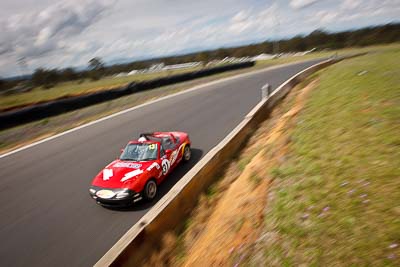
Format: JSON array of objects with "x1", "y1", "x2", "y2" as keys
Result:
[{"x1": 0, "y1": 0, "x2": 398, "y2": 77}]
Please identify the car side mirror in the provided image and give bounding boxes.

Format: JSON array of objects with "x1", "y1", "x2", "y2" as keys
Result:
[
  {"x1": 120, "y1": 148, "x2": 124, "y2": 153},
  {"x1": 165, "y1": 149, "x2": 172, "y2": 154}
]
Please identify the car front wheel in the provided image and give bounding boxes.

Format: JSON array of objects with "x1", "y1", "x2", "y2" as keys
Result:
[{"x1": 143, "y1": 179, "x2": 157, "y2": 201}]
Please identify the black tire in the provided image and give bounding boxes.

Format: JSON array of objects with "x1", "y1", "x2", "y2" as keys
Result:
[
  {"x1": 182, "y1": 145, "x2": 191, "y2": 163},
  {"x1": 143, "y1": 179, "x2": 157, "y2": 201}
]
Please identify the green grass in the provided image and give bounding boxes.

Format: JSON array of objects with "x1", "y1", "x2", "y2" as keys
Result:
[
  {"x1": 259, "y1": 46, "x2": 400, "y2": 266},
  {"x1": 206, "y1": 184, "x2": 218, "y2": 199},
  {"x1": 249, "y1": 172, "x2": 263, "y2": 188}
]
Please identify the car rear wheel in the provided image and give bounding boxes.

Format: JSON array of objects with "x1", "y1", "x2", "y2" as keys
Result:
[
  {"x1": 143, "y1": 179, "x2": 157, "y2": 201},
  {"x1": 183, "y1": 146, "x2": 191, "y2": 163}
]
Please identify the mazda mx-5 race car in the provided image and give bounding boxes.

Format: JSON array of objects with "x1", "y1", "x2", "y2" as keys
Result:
[{"x1": 89, "y1": 132, "x2": 191, "y2": 206}]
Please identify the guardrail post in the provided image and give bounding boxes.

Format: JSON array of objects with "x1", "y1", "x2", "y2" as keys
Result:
[{"x1": 261, "y1": 83, "x2": 271, "y2": 100}]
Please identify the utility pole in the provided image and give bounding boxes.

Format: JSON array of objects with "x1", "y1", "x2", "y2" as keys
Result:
[
  {"x1": 17, "y1": 57, "x2": 29, "y2": 77},
  {"x1": 273, "y1": 13, "x2": 280, "y2": 56}
]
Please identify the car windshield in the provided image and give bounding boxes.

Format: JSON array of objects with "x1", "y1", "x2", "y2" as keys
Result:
[{"x1": 120, "y1": 143, "x2": 158, "y2": 161}]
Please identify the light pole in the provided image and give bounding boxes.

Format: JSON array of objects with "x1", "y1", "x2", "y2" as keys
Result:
[
  {"x1": 273, "y1": 13, "x2": 280, "y2": 56},
  {"x1": 17, "y1": 57, "x2": 29, "y2": 77}
]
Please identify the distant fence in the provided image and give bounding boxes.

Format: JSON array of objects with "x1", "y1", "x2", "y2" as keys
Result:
[{"x1": 0, "y1": 62, "x2": 254, "y2": 130}]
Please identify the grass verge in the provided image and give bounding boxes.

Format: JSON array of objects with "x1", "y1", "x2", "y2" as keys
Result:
[{"x1": 249, "y1": 42, "x2": 400, "y2": 266}]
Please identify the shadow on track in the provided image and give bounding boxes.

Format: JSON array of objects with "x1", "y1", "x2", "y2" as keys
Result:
[{"x1": 108, "y1": 147, "x2": 203, "y2": 211}]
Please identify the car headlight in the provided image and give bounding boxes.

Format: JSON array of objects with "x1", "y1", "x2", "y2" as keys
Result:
[
  {"x1": 89, "y1": 188, "x2": 96, "y2": 194},
  {"x1": 115, "y1": 189, "x2": 130, "y2": 199}
]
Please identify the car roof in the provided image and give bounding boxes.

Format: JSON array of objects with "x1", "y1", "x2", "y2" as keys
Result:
[
  {"x1": 126, "y1": 132, "x2": 176, "y2": 146},
  {"x1": 127, "y1": 140, "x2": 160, "y2": 145}
]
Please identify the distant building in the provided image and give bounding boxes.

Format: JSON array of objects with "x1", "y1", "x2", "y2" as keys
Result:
[
  {"x1": 301, "y1": 48, "x2": 317, "y2": 55},
  {"x1": 114, "y1": 72, "x2": 128, "y2": 77},
  {"x1": 251, "y1": 53, "x2": 274, "y2": 61},
  {"x1": 127, "y1": 70, "x2": 138, "y2": 76},
  {"x1": 148, "y1": 63, "x2": 165, "y2": 72},
  {"x1": 162, "y1": 62, "x2": 201, "y2": 70}
]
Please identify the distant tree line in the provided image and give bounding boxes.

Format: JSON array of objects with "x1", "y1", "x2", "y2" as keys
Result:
[
  {"x1": 0, "y1": 78, "x2": 22, "y2": 93},
  {"x1": 1, "y1": 23, "x2": 399, "y2": 92}
]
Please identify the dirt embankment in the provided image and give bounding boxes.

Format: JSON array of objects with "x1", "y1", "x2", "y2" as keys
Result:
[{"x1": 146, "y1": 80, "x2": 318, "y2": 266}]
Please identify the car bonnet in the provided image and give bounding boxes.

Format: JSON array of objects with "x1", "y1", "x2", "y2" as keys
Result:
[{"x1": 91, "y1": 160, "x2": 155, "y2": 188}]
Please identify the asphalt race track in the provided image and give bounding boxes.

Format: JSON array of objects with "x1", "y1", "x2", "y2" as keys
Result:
[{"x1": 0, "y1": 59, "x2": 325, "y2": 266}]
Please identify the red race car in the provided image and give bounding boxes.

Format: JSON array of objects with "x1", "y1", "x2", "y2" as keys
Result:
[{"x1": 89, "y1": 131, "x2": 191, "y2": 206}]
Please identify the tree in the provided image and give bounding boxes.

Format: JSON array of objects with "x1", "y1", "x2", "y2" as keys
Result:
[
  {"x1": 0, "y1": 78, "x2": 5, "y2": 92},
  {"x1": 288, "y1": 36, "x2": 307, "y2": 51},
  {"x1": 31, "y1": 68, "x2": 47, "y2": 86},
  {"x1": 88, "y1": 57, "x2": 104, "y2": 80},
  {"x1": 60, "y1": 68, "x2": 78, "y2": 81},
  {"x1": 196, "y1": 52, "x2": 210, "y2": 65},
  {"x1": 88, "y1": 57, "x2": 104, "y2": 71},
  {"x1": 214, "y1": 48, "x2": 229, "y2": 59},
  {"x1": 307, "y1": 29, "x2": 330, "y2": 48},
  {"x1": 31, "y1": 68, "x2": 60, "y2": 88}
]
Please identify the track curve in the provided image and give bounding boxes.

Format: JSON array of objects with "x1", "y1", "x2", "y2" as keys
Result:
[{"x1": 0, "y1": 59, "x2": 324, "y2": 266}]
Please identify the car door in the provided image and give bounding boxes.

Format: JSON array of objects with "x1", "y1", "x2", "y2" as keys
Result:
[
  {"x1": 169, "y1": 139, "x2": 181, "y2": 168},
  {"x1": 156, "y1": 144, "x2": 169, "y2": 182}
]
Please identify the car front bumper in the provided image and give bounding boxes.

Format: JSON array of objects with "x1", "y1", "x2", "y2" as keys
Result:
[{"x1": 89, "y1": 186, "x2": 142, "y2": 207}]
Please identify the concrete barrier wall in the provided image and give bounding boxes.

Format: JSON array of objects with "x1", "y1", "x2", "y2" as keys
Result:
[
  {"x1": 0, "y1": 62, "x2": 254, "y2": 130},
  {"x1": 95, "y1": 55, "x2": 364, "y2": 267}
]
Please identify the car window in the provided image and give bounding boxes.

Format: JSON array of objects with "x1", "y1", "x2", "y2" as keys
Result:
[
  {"x1": 163, "y1": 137, "x2": 175, "y2": 150},
  {"x1": 120, "y1": 143, "x2": 158, "y2": 161}
]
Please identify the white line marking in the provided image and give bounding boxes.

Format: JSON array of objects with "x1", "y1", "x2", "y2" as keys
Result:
[{"x1": 0, "y1": 60, "x2": 322, "y2": 159}]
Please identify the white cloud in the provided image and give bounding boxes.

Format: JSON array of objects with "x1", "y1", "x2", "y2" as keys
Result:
[
  {"x1": 340, "y1": 0, "x2": 362, "y2": 10},
  {"x1": 290, "y1": 0, "x2": 320, "y2": 9},
  {"x1": 313, "y1": 10, "x2": 338, "y2": 24},
  {"x1": 228, "y1": 6, "x2": 276, "y2": 35},
  {"x1": 231, "y1": 10, "x2": 252, "y2": 23},
  {"x1": 0, "y1": 0, "x2": 399, "y2": 77},
  {"x1": 0, "y1": 0, "x2": 114, "y2": 74},
  {"x1": 307, "y1": 0, "x2": 400, "y2": 27}
]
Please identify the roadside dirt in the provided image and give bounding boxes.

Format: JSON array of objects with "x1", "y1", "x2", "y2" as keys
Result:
[
  {"x1": 145, "y1": 80, "x2": 318, "y2": 266},
  {"x1": 182, "y1": 80, "x2": 317, "y2": 266}
]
